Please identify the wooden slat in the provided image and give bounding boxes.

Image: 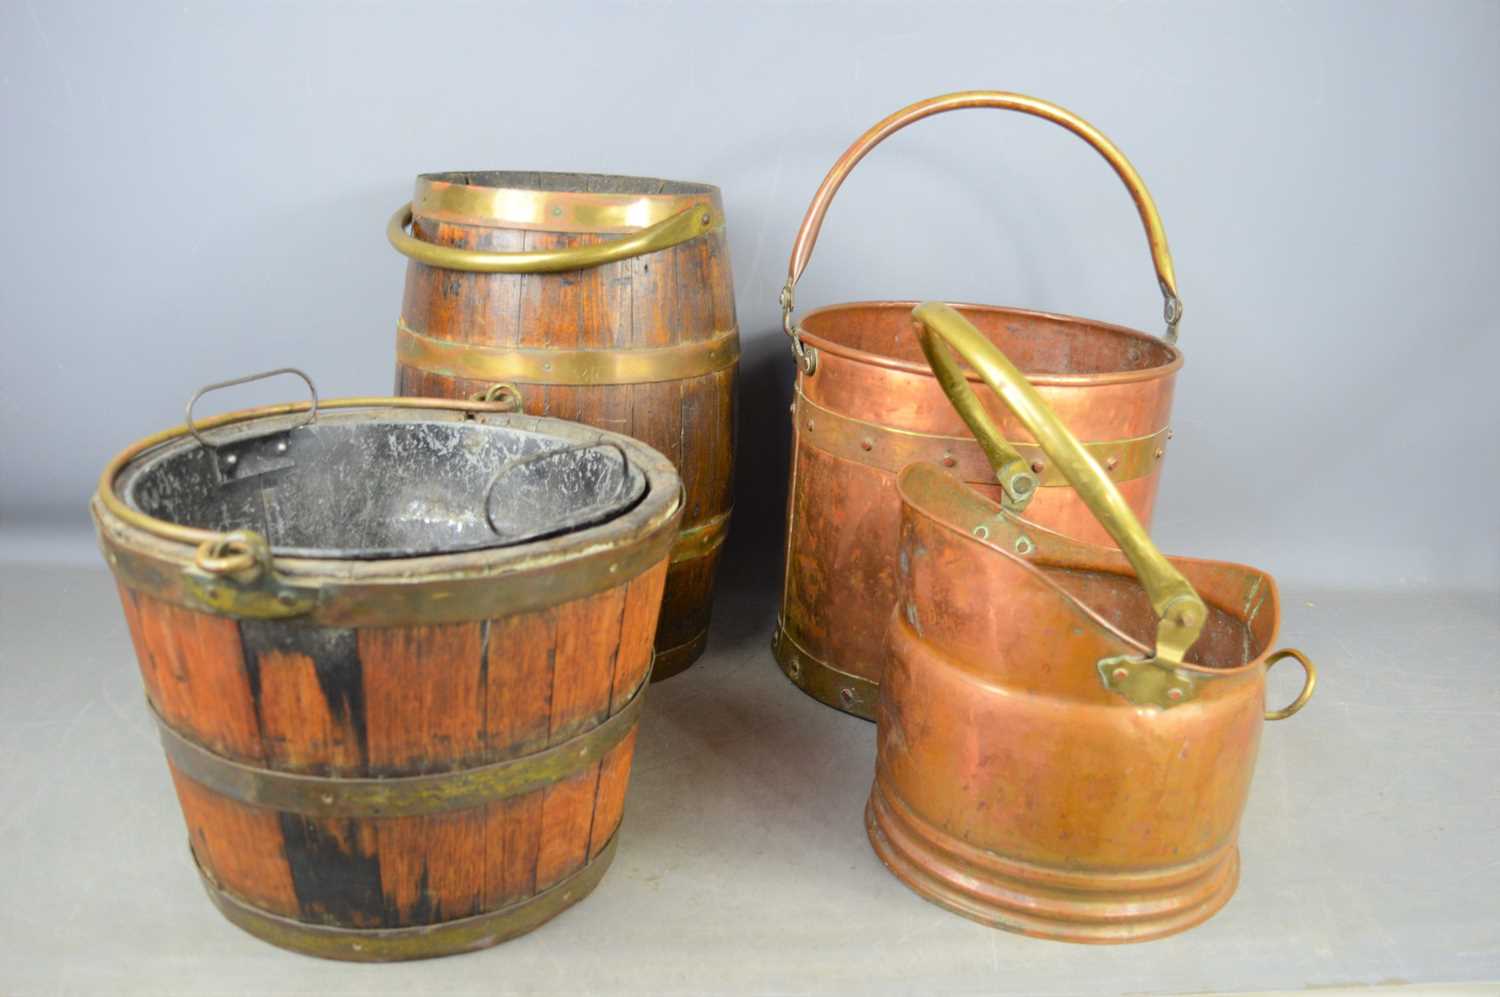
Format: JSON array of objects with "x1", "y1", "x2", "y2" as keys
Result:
[
  {"x1": 170, "y1": 763, "x2": 299, "y2": 918},
  {"x1": 587, "y1": 730, "x2": 638, "y2": 859}
]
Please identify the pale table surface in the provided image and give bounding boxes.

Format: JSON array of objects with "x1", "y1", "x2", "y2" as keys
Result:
[{"x1": 1, "y1": 555, "x2": 1496, "y2": 996}]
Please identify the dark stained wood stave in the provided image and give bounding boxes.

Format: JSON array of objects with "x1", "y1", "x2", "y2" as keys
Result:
[
  {"x1": 396, "y1": 209, "x2": 736, "y2": 673},
  {"x1": 120, "y1": 559, "x2": 667, "y2": 930}
]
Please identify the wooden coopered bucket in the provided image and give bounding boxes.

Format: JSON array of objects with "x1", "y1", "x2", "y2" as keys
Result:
[
  {"x1": 92, "y1": 373, "x2": 682, "y2": 961},
  {"x1": 868, "y1": 305, "x2": 1316, "y2": 943},
  {"x1": 775, "y1": 92, "x2": 1185, "y2": 720},
  {"x1": 390, "y1": 172, "x2": 738, "y2": 679}
]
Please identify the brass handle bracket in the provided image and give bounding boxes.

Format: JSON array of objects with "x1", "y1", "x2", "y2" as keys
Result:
[{"x1": 780, "y1": 280, "x2": 818, "y2": 375}]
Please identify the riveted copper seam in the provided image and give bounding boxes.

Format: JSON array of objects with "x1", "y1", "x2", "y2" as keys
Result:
[
  {"x1": 414, "y1": 177, "x2": 717, "y2": 233},
  {"x1": 397, "y1": 320, "x2": 741, "y2": 386},
  {"x1": 196, "y1": 833, "x2": 619, "y2": 962},
  {"x1": 772, "y1": 622, "x2": 880, "y2": 720},
  {"x1": 794, "y1": 389, "x2": 1167, "y2": 487},
  {"x1": 156, "y1": 679, "x2": 647, "y2": 818},
  {"x1": 669, "y1": 510, "x2": 731, "y2": 564}
]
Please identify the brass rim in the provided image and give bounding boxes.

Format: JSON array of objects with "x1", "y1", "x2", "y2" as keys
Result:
[
  {"x1": 389, "y1": 200, "x2": 722, "y2": 274},
  {"x1": 772, "y1": 621, "x2": 878, "y2": 721},
  {"x1": 413, "y1": 174, "x2": 719, "y2": 233},
  {"x1": 793, "y1": 390, "x2": 1167, "y2": 487},
  {"x1": 157, "y1": 678, "x2": 647, "y2": 818},
  {"x1": 397, "y1": 320, "x2": 741, "y2": 386},
  {"x1": 196, "y1": 833, "x2": 618, "y2": 962}
]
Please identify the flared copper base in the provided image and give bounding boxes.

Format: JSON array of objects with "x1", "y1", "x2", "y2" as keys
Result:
[{"x1": 865, "y1": 778, "x2": 1240, "y2": 944}]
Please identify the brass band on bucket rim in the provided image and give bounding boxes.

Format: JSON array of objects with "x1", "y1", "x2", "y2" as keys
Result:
[
  {"x1": 195, "y1": 833, "x2": 619, "y2": 962},
  {"x1": 397, "y1": 320, "x2": 741, "y2": 386},
  {"x1": 413, "y1": 175, "x2": 721, "y2": 233},
  {"x1": 157, "y1": 678, "x2": 647, "y2": 818},
  {"x1": 794, "y1": 390, "x2": 1168, "y2": 488}
]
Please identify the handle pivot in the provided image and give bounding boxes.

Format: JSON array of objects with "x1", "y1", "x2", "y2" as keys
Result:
[
  {"x1": 912, "y1": 301, "x2": 1205, "y2": 682},
  {"x1": 389, "y1": 201, "x2": 719, "y2": 274},
  {"x1": 784, "y1": 91, "x2": 1183, "y2": 370}
]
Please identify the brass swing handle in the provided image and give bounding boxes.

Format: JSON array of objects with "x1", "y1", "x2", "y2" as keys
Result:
[
  {"x1": 912, "y1": 301, "x2": 1206, "y2": 671},
  {"x1": 388, "y1": 201, "x2": 720, "y2": 274},
  {"x1": 782, "y1": 91, "x2": 1183, "y2": 374}
]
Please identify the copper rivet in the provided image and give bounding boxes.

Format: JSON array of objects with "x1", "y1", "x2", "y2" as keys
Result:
[
  {"x1": 942, "y1": 452, "x2": 956, "y2": 468},
  {"x1": 1167, "y1": 687, "x2": 1184, "y2": 702},
  {"x1": 860, "y1": 437, "x2": 873, "y2": 451},
  {"x1": 1031, "y1": 460, "x2": 1045, "y2": 474},
  {"x1": 1112, "y1": 667, "x2": 1129, "y2": 683},
  {"x1": 1105, "y1": 455, "x2": 1120, "y2": 470}
]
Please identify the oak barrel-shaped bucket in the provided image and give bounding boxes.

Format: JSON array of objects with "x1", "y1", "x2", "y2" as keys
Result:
[
  {"x1": 390, "y1": 172, "x2": 738, "y2": 679},
  {"x1": 775, "y1": 92, "x2": 1184, "y2": 720},
  {"x1": 91, "y1": 378, "x2": 682, "y2": 961}
]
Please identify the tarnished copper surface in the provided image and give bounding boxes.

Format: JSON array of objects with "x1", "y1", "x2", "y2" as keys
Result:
[
  {"x1": 868, "y1": 462, "x2": 1292, "y2": 943},
  {"x1": 777, "y1": 301, "x2": 1178, "y2": 719}
]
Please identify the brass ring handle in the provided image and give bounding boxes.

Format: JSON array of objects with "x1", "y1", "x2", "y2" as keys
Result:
[
  {"x1": 784, "y1": 90, "x2": 1183, "y2": 374},
  {"x1": 193, "y1": 529, "x2": 272, "y2": 580},
  {"x1": 388, "y1": 201, "x2": 719, "y2": 274},
  {"x1": 912, "y1": 301, "x2": 1205, "y2": 669},
  {"x1": 1263, "y1": 648, "x2": 1317, "y2": 720}
]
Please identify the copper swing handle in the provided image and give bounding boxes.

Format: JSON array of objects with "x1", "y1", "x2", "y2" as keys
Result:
[
  {"x1": 388, "y1": 201, "x2": 720, "y2": 274},
  {"x1": 912, "y1": 301, "x2": 1206, "y2": 671},
  {"x1": 783, "y1": 91, "x2": 1183, "y2": 374}
]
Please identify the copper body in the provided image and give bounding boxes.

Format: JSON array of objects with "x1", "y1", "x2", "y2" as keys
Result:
[
  {"x1": 776, "y1": 302, "x2": 1180, "y2": 718},
  {"x1": 868, "y1": 463, "x2": 1281, "y2": 943}
]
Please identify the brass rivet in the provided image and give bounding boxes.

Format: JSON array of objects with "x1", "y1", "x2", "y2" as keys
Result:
[
  {"x1": 1167, "y1": 687, "x2": 1184, "y2": 702},
  {"x1": 941, "y1": 452, "x2": 956, "y2": 468},
  {"x1": 551, "y1": 205, "x2": 563, "y2": 217},
  {"x1": 788, "y1": 661, "x2": 801, "y2": 680},
  {"x1": 1031, "y1": 460, "x2": 1045, "y2": 474},
  {"x1": 1166, "y1": 428, "x2": 1175, "y2": 440},
  {"x1": 276, "y1": 592, "x2": 295, "y2": 606},
  {"x1": 839, "y1": 687, "x2": 856, "y2": 707},
  {"x1": 806, "y1": 419, "x2": 815, "y2": 432},
  {"x1": 701, "y1": 212, "x2": 711, "y2": 226},
  {"x1": 1105, "y1": 455, "x2": 1120, "y2": 471},
  {"x1": 860, "y1": 437, "x2": 873, "y2": 451},
  {"x1": 1112, "y1": 667, "x2": 1130, "y2": 683},
  {"x1": 1154, "y1": 448, "x2": 1165, "y2": 460}
]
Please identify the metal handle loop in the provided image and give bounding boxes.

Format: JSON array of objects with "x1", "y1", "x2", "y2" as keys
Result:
[
  {"x1": 471, "y1": 382, "x2": 524, "y2": 411},
  {"x1": 484, "y1": 441, "x2": 633, "y2": 539},
  {"x1": 186, "y1": 368, "x2": 318, "y2": 450},
  {"x1": 1264, "y1": 648, "x2": 1317, "y2": 720},
  {"x1": 912, "y1": 301, "x2": 1205, "y2": 668},
  {"x1": 784, "y1": 90, "x2": 1184, "y2": 364},
  {"x1": 193, "y1": 529, "x2": 272, "y2": 580},
  {"x1": 389, "y1": 201, "x2": 719, "y2": 275}
]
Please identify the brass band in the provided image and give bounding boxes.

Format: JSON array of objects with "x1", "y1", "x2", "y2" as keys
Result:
[
  {"x1": 795, "y1": 390, "x2": 1168, "y2": 487},
  {"x1": 156, "y1": 678, "x2": 647, "y2": 818},
  {"x1": 389, "y1": 200, "x2": 722, "y2": 274},
  {"x1": 195, "y1": 833, "x2": 618, "y2": 962},
  {"x1": 414, "y1": 176, "x2": 719, "y2": 234},
  {"x1": 397, "y1": 320, "x2": 741, "y2": 387},
  {"x1": 670, "y1": 510, "x2": 731, "y2": 564},
  {"x1": 651, "y1": 630, "x2": 710, "y2": 683},
  {"x1": 773, "y1": 622, "x2": 879, "y2": 721}
]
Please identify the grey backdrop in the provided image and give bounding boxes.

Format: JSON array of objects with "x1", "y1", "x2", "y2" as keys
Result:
[{"x1": 3, "y1": 0, "x2": 1498, "y2": 593}]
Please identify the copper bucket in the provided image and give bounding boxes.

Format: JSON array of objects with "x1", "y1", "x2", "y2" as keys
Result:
[
  {"x1": 867, "y1": 304, "x2": 1317, "y2": 943},
  {"x1": 776, "y1": 92, "x2": 1185, "y2": 719}
]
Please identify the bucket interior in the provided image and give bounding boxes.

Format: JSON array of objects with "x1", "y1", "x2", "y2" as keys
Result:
[
  {"x1": 422, "y1": 171, "x2": 715, "y2": 197},
  {"x1": 118, "y1": 415, "x2": 647, "y2": 559},
  {"x1": 1040, "y1": 564, "x2": 1272, "y2": 670},
  {"x1": 802, "y1": 302, "x2": 1177, "y2": 377}
]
